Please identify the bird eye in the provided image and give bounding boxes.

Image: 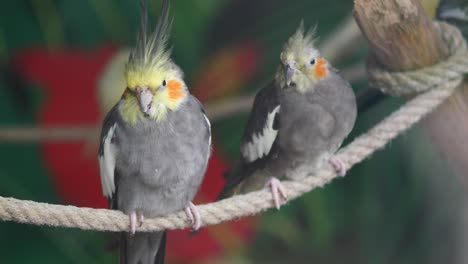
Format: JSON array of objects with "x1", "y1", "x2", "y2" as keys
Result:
[
  {"x1": 310, "y1": 59, "x2": 316, "y2": 65},
  {"x1": 162, "y1": 80, "x2": 167, "y2": 86}
]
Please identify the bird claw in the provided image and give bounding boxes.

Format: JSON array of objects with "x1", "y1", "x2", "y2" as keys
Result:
[
  {"x1": 138, "y1": 214, "x2": 144, "y2": 227},
  {"x1": 128, "y1": 212, "x2": 145, "y2": 234},
  {"x1": 265, "y1": 177, "x2": 288, "y2": 209},
  {"x1": 185, "y1": 202, "x2": 201, "y2": 231},
  {"x1": 129, "y1": 212, "x2": 137, "y2": 235},
  {"x1": 329, "y1": 155, "x2": 347, "y2": 177}
]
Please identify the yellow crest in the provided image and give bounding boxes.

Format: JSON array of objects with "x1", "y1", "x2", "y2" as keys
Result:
[{"x1": 124, "y1": 0, "x2": 172, "y2": 90}]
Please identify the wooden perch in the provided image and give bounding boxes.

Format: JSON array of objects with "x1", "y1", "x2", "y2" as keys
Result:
[
  {"x1": 354, "y1": 0, "x2": 468, "y2": 182},
  {"x1": 354, "y1": 0, "x2": 448, "y2": 70}
]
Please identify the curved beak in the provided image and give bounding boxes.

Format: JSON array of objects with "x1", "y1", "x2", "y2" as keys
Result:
[
  {"x1": 284, "y1": 63, "x2": 296, "y2": 86},
  {"x1": 135, "y1": 86, "x2": 153, "y2": 115}
]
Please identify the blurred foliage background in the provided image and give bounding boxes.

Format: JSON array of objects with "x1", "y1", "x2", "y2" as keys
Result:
[{"x1": 0, "y1": 0, "x2": 467, "y2": 263}]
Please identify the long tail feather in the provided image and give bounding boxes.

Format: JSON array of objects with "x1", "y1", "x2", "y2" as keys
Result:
[{"x1": 120, "y1": 231, "x2": 166, "y2": 264}]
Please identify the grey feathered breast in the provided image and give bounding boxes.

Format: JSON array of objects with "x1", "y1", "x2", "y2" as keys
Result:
[
  {"x1": 278, "y1": 70, "x2": 357, "y2": 167},
  {"x1": 99, "y1": 96, "x2": 211, "y2": 217}
]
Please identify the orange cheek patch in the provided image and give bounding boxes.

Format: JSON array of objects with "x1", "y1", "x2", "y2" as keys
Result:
[
  {"x1": 314, "y1": 58, "x2": 328, "y2": 78},
  {"x1": 168, "y1": 80, "x2": 184, "y2": 100}
]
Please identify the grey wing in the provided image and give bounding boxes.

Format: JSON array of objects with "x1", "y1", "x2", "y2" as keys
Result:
[
  {"x1": 98, "y1": 105, "x2": 120, "y2": 201},
  {"x1": 240, "y1": 81, "x2": 281, "y2": 163},
  {"x1": 219, "y1": 81, "x2": 281, "y2": 199},
  {"x1": 195, "y1": 97, "x2": 212, "y2": 151}
]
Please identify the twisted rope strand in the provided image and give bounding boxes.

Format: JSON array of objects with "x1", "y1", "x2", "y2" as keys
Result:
[
  {"x1": 0, "y1": 22, "x2": 465, "y2": 232},
  {"x1": 368, "y1": 22, "x2": 468, "y2": 96}
]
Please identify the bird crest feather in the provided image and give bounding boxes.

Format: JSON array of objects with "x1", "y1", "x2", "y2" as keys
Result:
[{"x1": 125, "y1": 0, "x2": 172, "y2": 89}]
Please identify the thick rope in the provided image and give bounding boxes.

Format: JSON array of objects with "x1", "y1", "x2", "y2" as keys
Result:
[
  {"x1": 368, "y1": 22, "x2": 468, "y2": 96},
  {"x1": 0, "y1": 22, "x2": 466, "y2": 232}
]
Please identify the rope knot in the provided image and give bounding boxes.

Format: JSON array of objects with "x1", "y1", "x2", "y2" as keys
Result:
[{"x1": 367, "y1": 21, "x2": 468, "y2": 96}]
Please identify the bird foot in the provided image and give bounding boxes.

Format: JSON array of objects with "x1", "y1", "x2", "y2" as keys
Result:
[
  {"x1": 264, "y1": 177, "x2": 288, "y2": 209},
  {"x1": 185, "y1": 202, "x2": 201, "y2": 231},
  {"x1": 128, "y1": 212, "x2": 145, "y2": 234},
  {"x1": 129, "y1": 212, "x2": 137, "y2": 235},
  {"x1": 329, "y1": 155, "x2": 347, "y2": 177},
  {"x1": 138, "y1": 214, "x2": 144, "y2": 227}
]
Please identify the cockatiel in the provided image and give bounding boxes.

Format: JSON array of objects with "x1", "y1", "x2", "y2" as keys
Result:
[
  {"x1": 98, "y1": 0, "x2": 211, "y2": 263},
  {"x1": 219, "y1": 24, "x2": 357, "y2": 209}
]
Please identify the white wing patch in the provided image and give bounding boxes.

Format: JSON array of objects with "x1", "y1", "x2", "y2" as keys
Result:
[
  {"x1": 241, "y1": 105, "x2": 280, "y2": 162},
  {"x1": 99, "y1": 124, "x2": 117, "y2": 198},
  {"x1": 203, "y1": 113, "x2": 212, "y2": 148}
]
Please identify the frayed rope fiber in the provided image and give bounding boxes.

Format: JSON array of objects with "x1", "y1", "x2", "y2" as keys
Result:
[{"x1": 0, "y1": 22, "x2": 466, "y2": 232}]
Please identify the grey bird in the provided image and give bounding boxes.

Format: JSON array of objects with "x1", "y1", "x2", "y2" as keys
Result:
[
  {"x1": 219, "y1": 24, "x2": 357, "y2": 209},
  {"x1": 98, "y1": 0, "x2": 211, "y2": 263}
]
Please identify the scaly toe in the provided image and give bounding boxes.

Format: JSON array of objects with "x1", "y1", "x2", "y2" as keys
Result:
[
  {"x1": 189, "y1": 202, "x2": 201, "y2": 231},
  {"x1": 184, "y1": 202, "x2": 201, "y2": 231},
  {"x1": 185, "y1": 206, "x2": 194, "y2": 224},
  {"x1": 129, "y1": 212, "x2": 137, "y2": 235},
  {"x1": 329, "y1": 156, "x2": 347, "y2": 177},
  {"x1": 265, "y1": 177, "x2": 287, "y2": 210},
  {"x1": 138, "y1": 214, "x2": 145, "y2": 227}
]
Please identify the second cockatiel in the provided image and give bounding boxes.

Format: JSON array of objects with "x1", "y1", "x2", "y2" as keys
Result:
[
  {"x1": 219, "y1": 24, "x2": 357, "y2": 209},
  {"x1": 98, "y1": 0, "x2": 211, "y2": 263}
]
